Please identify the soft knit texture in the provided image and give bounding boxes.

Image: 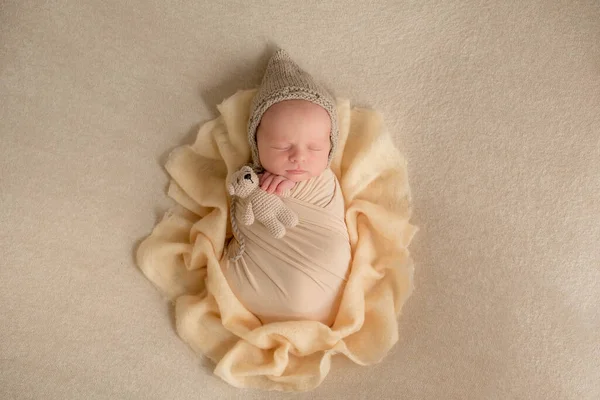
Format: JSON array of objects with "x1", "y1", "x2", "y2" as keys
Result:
[
  {"x1": 136, "y1": 89, "x2": 417, "y2": 391},
  {"x1": 248, "y1": 49, "x2": 339, "y2": 171},
  {"x1": 227, "y1": 165, "x2": 298, "y2": 261}
]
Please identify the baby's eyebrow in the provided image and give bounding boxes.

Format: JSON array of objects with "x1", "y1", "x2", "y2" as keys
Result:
[{"x1": 270, "y1": 143, "x2": 291, "y2": 148}]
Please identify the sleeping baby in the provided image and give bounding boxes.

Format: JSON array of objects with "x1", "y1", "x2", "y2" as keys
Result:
[{"x1": 223, "y1": 49, "x2": 351, "y2": 326}]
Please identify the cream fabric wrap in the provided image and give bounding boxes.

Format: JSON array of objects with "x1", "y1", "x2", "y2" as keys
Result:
[
  {"x1": 136, "y1": 89, "x2": 417, "y2": 392},
  {"x1": 225, "y1": 168, "x2": 350, "y2": 326}
]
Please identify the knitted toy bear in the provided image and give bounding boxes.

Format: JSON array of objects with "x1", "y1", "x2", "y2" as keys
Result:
[{"x1": 227, "y1": 166, "x2": 298, "y2": 255}]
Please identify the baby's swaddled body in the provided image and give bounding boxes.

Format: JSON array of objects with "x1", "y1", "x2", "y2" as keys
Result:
[{"x1": 224, "y1": 168, "x2": 350, "y2": 326}]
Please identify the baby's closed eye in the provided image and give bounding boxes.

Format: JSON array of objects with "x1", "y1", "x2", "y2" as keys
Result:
[{"x1": 269, "y1": 143, "x2": 326, "y2": 151}]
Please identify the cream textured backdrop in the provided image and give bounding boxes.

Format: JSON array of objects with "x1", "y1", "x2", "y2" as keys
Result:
[{"x1": 1, "y1": 1, "x2": 599, "y2": 399}]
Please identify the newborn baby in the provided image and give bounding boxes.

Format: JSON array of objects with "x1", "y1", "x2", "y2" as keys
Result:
[{"x1": 223, "y1": 50, "x2": 351, "y2": 326}]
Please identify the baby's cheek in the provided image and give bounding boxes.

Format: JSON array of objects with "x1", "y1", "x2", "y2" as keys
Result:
[
  {"x1": 264, "y1": 153, "x2": 289, "y2": 174},
  {"x1": 316, "y1": 152, "x2": 329, "y2": 166},
  {"x1": 272, "y1": 153, "x2": 287, "y2": 166},
  {"x1": 261, "y1": 151, "x2": 281, "y2": 166}
]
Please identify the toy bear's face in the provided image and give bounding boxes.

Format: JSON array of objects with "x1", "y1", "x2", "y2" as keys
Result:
[{"x1": 227, "y1": 166, "x2": 258, "y2": 198}]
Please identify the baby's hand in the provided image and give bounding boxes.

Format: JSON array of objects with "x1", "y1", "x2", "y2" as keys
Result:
[{"x1": 259, "y1": 171, "x2": 296, "y2": 196}]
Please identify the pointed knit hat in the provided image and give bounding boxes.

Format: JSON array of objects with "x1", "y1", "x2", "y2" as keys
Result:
[{"x1": 247, "y1": 49, "x2": 338, "y2": 171}]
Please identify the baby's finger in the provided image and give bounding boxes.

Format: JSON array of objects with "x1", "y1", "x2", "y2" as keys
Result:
[
  {"x1": 268, "y1": 175, "x2": 286, "y2": 194},
  {"x1": 280, "y1": 179, "x2": 296, "y2": 192},
  {"x1": 272, "y1": 176, "x2": 289, "y2": 195},
  {"x1": 276, "y1": 179, "x2": 295, "y2": 195},
  {"x1": 261, "y1": 173, "x2": 274, "y2": 191},
  {"x1": 259, "y1": 172, "x2": 270, "y2": 186}
]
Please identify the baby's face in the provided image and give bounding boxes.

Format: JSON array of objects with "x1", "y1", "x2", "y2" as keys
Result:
[{"x1": 256, "y1": 100, "x2": 331, "y2": 182}]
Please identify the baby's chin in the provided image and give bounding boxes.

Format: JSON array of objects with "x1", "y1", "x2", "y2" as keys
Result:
[{"x1": 286, "y1": 174, "x2": 310, "y2": 182}]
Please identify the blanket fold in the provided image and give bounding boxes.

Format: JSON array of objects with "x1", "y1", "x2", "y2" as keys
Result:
[{"x1": 136, "y1": 89, "x2": 417, "y2": 392}]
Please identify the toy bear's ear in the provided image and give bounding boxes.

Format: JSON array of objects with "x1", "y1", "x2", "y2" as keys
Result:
[{"x1": 227, "y1": 182, "x2": 235, "y2": 196}]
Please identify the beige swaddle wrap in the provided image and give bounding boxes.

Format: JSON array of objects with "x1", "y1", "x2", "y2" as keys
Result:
[
  {"x1": 136, "y1": 89, "x2": 417, "y2": 392},
  {"x1": 225, "y1": 168, "x2": 351, "y2": 326}
]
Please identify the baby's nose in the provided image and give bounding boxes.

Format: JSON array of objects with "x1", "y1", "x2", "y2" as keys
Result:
[{"x1": 290, "y1": 149, "x2": 306, "y2": 162}]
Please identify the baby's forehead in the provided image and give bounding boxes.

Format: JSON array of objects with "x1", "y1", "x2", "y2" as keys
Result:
[
  {"x1": 259, "y1": 100, "x2": 331, "y2": 140},
  {"x1": 261, "y1": 100, "x2": 329, "y2": 124},
  {"x1": 259, "y1": 124, "x2": 330, "y2": 145},
  {"x1": 260, "y1": 129, "x2": 315, "y2": 145}
]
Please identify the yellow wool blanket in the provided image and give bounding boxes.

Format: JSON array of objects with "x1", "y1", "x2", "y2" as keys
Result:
[{"x1": 136, "y1": 89, "x2": 417, "y2": 392}]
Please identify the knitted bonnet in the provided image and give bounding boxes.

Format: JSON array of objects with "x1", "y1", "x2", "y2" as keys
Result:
[{"x1": 247, "y1": 49, "x2": 338, "y2": 171}]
